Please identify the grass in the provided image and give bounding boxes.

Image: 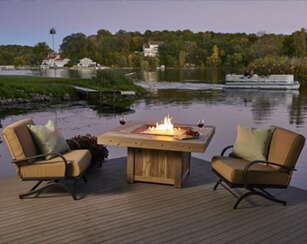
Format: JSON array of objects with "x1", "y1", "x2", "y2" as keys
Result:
[
  {"x1": 0, "y1": 70, "x2": 144, "y2": 99},
  {"x1": 91, "y1": 69, "x2": 144, "y2": 93}
]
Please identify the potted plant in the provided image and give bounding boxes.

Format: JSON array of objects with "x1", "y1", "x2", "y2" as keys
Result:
[{"x1": 68, "y1": 134, "x2": 109, "y2": 168}]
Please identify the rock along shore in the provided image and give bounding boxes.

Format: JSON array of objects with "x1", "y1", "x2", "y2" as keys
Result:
[{"x1": 0, "y1": 93, "x2": 71, "y2": 106}]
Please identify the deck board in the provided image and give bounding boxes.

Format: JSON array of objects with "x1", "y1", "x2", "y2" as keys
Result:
[{"x1": 0, "y1": 157, "x2": 307, "y2": 244}]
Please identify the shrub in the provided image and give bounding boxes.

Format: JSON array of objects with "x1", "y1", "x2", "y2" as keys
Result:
[
  {"x1": 248, "y1": 56, "x2": 307, "y2": 82},
  {"x1": 68, "y1": 134, "x2": 109, "y2": 168},
  {"x1": 92, "y1": 69, "x2": 144, "y2": 92}
]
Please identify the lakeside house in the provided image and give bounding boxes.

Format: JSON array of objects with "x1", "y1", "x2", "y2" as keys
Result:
[
  {"x1": 143, "y1": 39, "x2": 165, "y2": 57},
  {"x1": 0, "y1": 65, "x2": 15, "y2": 70},
  {"x1": 41, "y1": 52, "x2": 70, "y2": 68},
  {"x1": 78, "y1": 57, "x2": 97, "y2": 68}
]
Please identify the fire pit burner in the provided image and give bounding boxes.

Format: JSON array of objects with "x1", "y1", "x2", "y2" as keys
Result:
[{"x1": 133, "y1": 115, "x2": 190, "y2": 136}]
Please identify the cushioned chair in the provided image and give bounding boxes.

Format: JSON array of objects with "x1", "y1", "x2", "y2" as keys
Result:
[
  {"x1": 2, "y1": 118, "x2": 91, "y2": 200},
  {"x1": 211, "y1": 126, "x2": 305, "y2": 209}
]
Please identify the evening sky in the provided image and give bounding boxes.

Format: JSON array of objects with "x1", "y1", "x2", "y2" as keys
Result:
[{"x1": 0, "y1": 0, "x2": 307, "y2": 52}]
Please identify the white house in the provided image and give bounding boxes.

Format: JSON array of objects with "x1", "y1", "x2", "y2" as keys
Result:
[
  {"x1": 42, "y1": 52, "x2": 70, "y2": 68},
  {"x1": 143, "y1": 39, "x2": 165, "y2": 57},
  {"x1": 78, "y1": 57, "x2": 97, "y2": 67}
]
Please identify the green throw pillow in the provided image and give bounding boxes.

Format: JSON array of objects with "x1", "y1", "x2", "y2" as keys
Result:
[
  {"x1": 27, "y1": 120, "x2": 70, "y2": 160},
  {"x1": 232, "y1": 124, "x2": 275, "y2": 161}
]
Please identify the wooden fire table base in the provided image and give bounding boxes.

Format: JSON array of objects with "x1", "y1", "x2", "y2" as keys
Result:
[
  {"x1": 98, "y1": 120, "x2": 215, "y2": 189},
  {"x1": 128, "y1": 148, "x2": 191, "y2": 188}
]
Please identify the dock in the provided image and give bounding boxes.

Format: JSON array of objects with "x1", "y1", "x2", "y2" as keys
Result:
[
  {"x1": 1, "y1": 157, "x2": 307, "y2": 243},
  {"x1": 73, "y1": 86, "x2": 135, "y2": 96},
  {"x1": 125, "y1": 72, "x2": 136, "y2": 77}
]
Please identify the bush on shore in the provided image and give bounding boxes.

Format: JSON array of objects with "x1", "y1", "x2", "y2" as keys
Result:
[
  {"x1": 91, "y1": 69, "x2": 143, "y2": 93},
  {"x1": 248, "y1": 56, "x2": 307, "y2": 83}
]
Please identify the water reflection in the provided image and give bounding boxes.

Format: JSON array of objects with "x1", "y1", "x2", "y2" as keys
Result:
[
  {"x1": 224, "y1": 89, "x2": 300, "y2": 123},
  {"x1": 142, "y1": 71, "x2": 158, "y2": 82},
  {"x1": 39, "y1": 68, "x2": 96, "y2": 79},
  {"x1": 137, "y1": 68, "x2": 227, "y2": 83},
  {"x1": 92, "y1": 104, "x2": 135, "y2": 116},
  {"x1": 142, "y1": 89, "x2": 303, "y2": 125},
  {"x1": 0, "y1": 68, "x2": 96, "y2": 79}
]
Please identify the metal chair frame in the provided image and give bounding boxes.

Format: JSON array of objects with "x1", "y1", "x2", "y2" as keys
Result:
[
  {"x1": 212, "y1": 145, "x2": 296, "y2": 209},
  {"x1": 12, "y1": 139, "x2": 89, "y2": 200}
]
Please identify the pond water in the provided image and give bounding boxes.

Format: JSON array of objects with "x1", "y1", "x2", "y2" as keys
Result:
[{"x1": 1, "y1": 68, "x2": 307, "y2": 190}]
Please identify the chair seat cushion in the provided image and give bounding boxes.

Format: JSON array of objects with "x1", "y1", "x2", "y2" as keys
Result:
[
  {"x1": 19, "y1": 149, "x2": 91, "y2": 179},
  {"x1": 211, "y1": 156, "x2": 290, "y2": 186}
]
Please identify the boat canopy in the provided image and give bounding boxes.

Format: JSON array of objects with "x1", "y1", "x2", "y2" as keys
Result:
[{"x1": 225, "y1": 74, "x2": 294, "y2": 83}]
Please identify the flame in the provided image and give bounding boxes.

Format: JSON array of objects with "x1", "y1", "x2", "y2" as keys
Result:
[{"x1": 142, "y1": 114, "x2": 183, "y2": 136}]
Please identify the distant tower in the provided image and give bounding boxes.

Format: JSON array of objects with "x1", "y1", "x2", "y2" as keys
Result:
[{"x1": 49, "y1": 28, "x2": 56, "y2": 51}]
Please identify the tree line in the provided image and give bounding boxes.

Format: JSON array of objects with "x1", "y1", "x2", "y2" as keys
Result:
[
  {"x1": 0, "y1": 28, "x2": 306, "y2": 79},
  {"x1": 0, "y1": 43, "x2": 51, "y2": 66},
  {"x1": 59, "y1": 28, "x2": 306, "y2": 69}
]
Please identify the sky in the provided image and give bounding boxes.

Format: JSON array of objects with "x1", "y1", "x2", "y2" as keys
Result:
[{"x1": 1, "y1": 0, "x2": 307, "y2": 52}]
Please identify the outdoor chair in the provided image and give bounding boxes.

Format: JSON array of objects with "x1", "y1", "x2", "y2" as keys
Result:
[
  {"x1": 2, "y1": 118, "x2": 91, "y2": 200},
  {"x1": 211, "y1": 125, "x2": 305, "y2": 209}
]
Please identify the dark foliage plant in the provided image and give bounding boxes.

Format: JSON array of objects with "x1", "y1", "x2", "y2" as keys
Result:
[{"x1": 68, "y1": 134, "x2": 109, "y2": 168}]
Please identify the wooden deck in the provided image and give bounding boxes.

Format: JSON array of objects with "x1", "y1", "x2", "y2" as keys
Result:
[{"x1": 1, "y1": 157, "x2": 307, "y2": 244}]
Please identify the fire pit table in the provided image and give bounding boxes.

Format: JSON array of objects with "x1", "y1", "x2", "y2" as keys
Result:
[{"x1": 97, "y1": 120, "x2": 215, "y2": 188}]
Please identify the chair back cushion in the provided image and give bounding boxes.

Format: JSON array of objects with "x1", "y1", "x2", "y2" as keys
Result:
[
  {"x1": 232, "y1": 124, "x2": 274, "y2": 161},
  {"x1": 268, "y1": 126, "x2": 305, "y2": 170},
  {"x1": 2, "y1": 118, "x2": 38, "y2": 165},
  {"x1": 27, "y1": 120, "x2": 70, "y2": 160}
]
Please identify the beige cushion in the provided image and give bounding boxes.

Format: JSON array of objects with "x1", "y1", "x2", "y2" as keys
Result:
[
  {"x1": 19, "y1": 149, "x2": 91, "y2": 179},
  {"x1": 212, "y1": 156, "x2": 290, "y2": 186},
  {"x1": 232, "y1": 124, "x2": 274, "y2": 161},
  {"x1": 2, "y1": 118, "x2": 38, "y2": 165},
  {"x1": 268, "y1": 126, "x2": 305, "y2": 170},
  {"x1": 27, "y1": 120, "x2": 70, "y2": 160}
]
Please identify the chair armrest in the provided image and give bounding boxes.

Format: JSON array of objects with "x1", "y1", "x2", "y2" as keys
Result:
[
  {"x1": 66, "y1": 139, "x2": 80, "y2": 149},
  {"x1": 243, "y1": 160, "x2": 296, "y2": 189},
  {"x1": 12, "y1": 153, "x2": 68, "y2": 178},
  {"x1": 221, "y1": 145, "x2": 234, "y2": 156}
]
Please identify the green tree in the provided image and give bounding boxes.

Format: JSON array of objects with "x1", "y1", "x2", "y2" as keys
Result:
[
  {"x1": 292, "y1": 28, "x2": 306, "y2": 58},
  {"x1": 60, "y1": 33, "x2": 91, "y2": 64},
  {"x1": 114, "y1": 52, "x2": 128, "y2": 67},
  {"x1": 250, "y1": 35, "x2": 282, "y2": 58},
  {"x1": 114, "y1": 30, "x2": 132, "y2": 55},
  {"x1": 87, "y1": 35, "x2": 99, "y2": 63},
  {"x1": 140, "y1": 60, "x2": 149, "y2": 69},
  {"x1": 206, "y1": 45, "x2": 221, "y2": 67},
  {"x1": 32, "y1": 42, "x2": 51, "y2": 65},
  {"x1": 0, "y1": 54, "x2": 5, "y2": 65},
  {"x1": 179, "y1": 51, "x2": 187, "y2": 67},
  {"x1": 145, "y1": 57, "x2": 160, "y2": 68},
  {"x1": 225, "y1": 53, "x2": 243, "y2": 66},
  {"x1": 14, "y1": 54, "x2": 30, "y2": 66},
  {"x1": 158, "y1": 40, "x2": 184, "y2": 66},
  {"x1": 183, "y1": 41, "x2": 198, "y2": 65},
  {"x1": 131, "y1": 53, "x2": 143, "y2": 68}
]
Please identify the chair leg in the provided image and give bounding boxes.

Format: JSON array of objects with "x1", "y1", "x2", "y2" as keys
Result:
[
  {"x1": 213, "y1": 179, "x2": 222, "y2": 190},
  {"x1": 83, "y1": 175, "x2": 88, "y2": 182},
  {"x1": 234, "y1": 188, "x2": 287, "y2": 209},
  {"x1": 234, "y1": 191, "x2": 256, "y2": 209},
  {"x1": 19, "y1": 182, "x2": 77, "y2": 200},
  {"x1": 30, "y1": 180, "x2": 43, "y2": 191}
]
